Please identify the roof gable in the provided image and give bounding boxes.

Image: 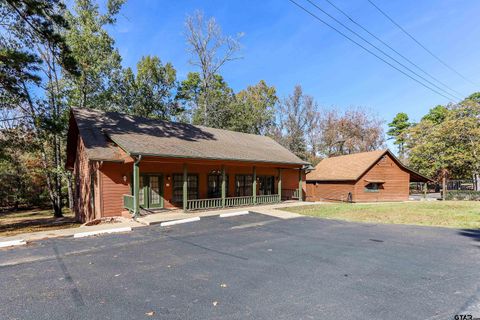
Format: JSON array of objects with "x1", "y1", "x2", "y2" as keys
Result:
[{"x1": 68, "y1": 107, "x2": 307, "y2": 166}]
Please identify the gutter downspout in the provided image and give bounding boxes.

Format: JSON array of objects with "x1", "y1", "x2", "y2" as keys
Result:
[{"x1": 133, "y1": 155, "x2": 142, "y2": 219}]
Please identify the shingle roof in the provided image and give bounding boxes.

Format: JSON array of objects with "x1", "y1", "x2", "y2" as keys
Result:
[
  {"x1": 306, "y1": 149, "x2": 431, "y2": 182},
  {"x1": 71, "y1": 109, "x2": 125, "y2": 162},
  {"x1": 71, "y1": 107, "x2": 308, "y2": 165},
  {"x1": 307, "y1": 150, "x2": 386, "y2": 181}
]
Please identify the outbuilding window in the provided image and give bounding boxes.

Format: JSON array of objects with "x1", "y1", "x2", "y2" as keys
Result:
[{"x1": 365, "y1": 183, "x2": 380, "y2": 192}]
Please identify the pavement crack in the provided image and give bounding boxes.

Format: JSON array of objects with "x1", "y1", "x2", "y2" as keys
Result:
[{"x1": 165, "y1": 235, "x2": 248, "y2": 261}]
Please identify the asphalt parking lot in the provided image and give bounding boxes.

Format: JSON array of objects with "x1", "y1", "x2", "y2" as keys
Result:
[{"x1": 0, "y1": 212, "x2": 479, "y2": 320}]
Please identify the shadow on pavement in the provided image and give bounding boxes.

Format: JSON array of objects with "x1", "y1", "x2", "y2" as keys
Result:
[{"x1": 458, "y1": 229, "x2": 480, "y2": 242}]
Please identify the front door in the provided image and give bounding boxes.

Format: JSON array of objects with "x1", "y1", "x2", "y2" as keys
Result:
[{"x1": 139, "y1": 175, "x2": 164, "y2": 209}]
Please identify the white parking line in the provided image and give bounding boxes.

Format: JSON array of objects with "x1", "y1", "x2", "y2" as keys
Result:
[
  {"x1": 160, "y1": 217, "x2": 200, "y2": 227},
  {"x1": 231, "y1": 220, "x2": 277, "y2": 230},
  {"x1": 73, "y1": 227, "x2": 132, "y2": 238},
  {"x1": 219, "y1": 211, "x2": 250, "y2": 218},
  {"x1": 0, "y1": 239, "x2": 27, "y2": 248}
]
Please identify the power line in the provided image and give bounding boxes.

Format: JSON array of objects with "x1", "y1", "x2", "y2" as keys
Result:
[
  {"x1": 287, "y1": 0, "x2": 456, "y2": 101},
  {"x1": 302, "y1": 0, "x2": 461, "y2": 101},
  {"x1": 323, "y1": 0, "x2": 465, "y2": 98},
  {"x1": 367, "y1": 0, "x2": 478, "y2": 88}
]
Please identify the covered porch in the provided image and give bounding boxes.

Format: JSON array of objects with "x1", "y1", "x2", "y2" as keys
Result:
[{"x1": 122, "y1": 156, "x2": 305, "y2": 216}]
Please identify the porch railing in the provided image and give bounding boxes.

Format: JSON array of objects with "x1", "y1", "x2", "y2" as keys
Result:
[
  {"x1": 225, "y1": 196, "x2": 254, "y2": 207},
  {"x1": 187, "y1": 198, "x2": 223, "y2": 210},
  {"x1": 256, "y1": 194, "x2": 281, "y2": 204},
  {"x1": 123, "y1": 194, "x2": 135, "y2": 212},
  {"x1": 282, "y1": 188, "x2": 300, "y2": 200},
  {"x1": 186, "y1": 194, "x2": 283, "y2": 211}
]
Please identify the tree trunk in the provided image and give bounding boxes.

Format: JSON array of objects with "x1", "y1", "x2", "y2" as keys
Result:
[
  {"x1": 202, "y1": 79, "x2": 209, "y2": 126},
  {"x1": 442, "y1": 173, "x2": 447, "y2": 201},
  {"x1": 53, "y1": 201, "x2": 62, "y2": 217},
  {"x1": 67, "y1": 171, "x2": 74, "y2": 211},
  {"x1": 399, "y1": 143, "x2": 404, "y2": 161},
  {"x1": 53, "y1": 133, "x2": 63, "y2": 218},
  {"x1": 474, "y1": 173, "x2": 480, "y2": 192},
  {"x1": 40, "y1": 150, "x2": 56, "y2": 212}
]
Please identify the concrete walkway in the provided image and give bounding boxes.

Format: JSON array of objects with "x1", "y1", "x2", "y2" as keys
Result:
[
  {"x1": 0, "y1": 221, "x2": 142, "y2": 243},
  {"x1": 135, "y1": 201, "x2": 322, "y2": 225},
  {"x1": 0, "y1": 201, "x2": 324, "y2": 244}
]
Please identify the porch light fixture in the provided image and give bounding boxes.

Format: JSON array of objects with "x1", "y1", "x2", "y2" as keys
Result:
[
  {"x1": 167, "y1": 175, "x2": 171, "y2": 181},
  {"x1": 122, "y1": 175, "x2": 127, "y2": 183}
]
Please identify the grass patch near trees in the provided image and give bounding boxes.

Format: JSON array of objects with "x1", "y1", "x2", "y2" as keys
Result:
[
  {"x1": 282, "y1": 201, "x2": 480, "y2": 229},
  {"x1": 0, "y1": 208, "x2": 81, "y2": 237}
]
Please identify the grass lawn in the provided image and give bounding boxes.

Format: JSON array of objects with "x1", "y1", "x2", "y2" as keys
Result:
[
  {"x1": 0, "y1": 208, "x2": 81, "y2": 237},
  {"x1": 282, "y1": 201, "x2": 480, "y2": 229}
]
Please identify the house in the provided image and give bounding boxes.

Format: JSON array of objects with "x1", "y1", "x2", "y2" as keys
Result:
[
  {"x1": 66, "y1": 108, "x2": 308, "y2": 222},
  {"x1": 306, "y1": 150, "x2": 430, "y2": 202}
]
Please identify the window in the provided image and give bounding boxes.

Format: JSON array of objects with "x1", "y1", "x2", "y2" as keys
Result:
[
  {"x1": 258, "y1": 176, "x2": 275, "y2": 195},
  {"x1": 149, "y1": 176, "x2": 161, "y2": 206},
  {"x1": 365, "y1": 183, "x2": 380, "y2": 192},
  {"x1": 235, "y1": 175, "x2": 253, "y2": 196},
  {"x1": 172, "y1": 175, "x2": 182, "y2": 203},
  {"x1": 187, "y1": 175, "x2": 199, "y2": 200},
  {"x1": 172, "y1": 174, "x2": 199, "y2": 203},
  {"x1": 208, "y1": 174, "x2": 228, "y2": 198}
]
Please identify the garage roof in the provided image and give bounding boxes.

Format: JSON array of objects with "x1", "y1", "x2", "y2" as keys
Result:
[{"x1": 306, "y1": 149, "x2": 431, "y2": 182}]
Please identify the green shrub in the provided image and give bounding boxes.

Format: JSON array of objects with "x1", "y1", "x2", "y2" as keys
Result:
[{"x1": 445, "y1": 190, "x2": 480, "y2": 201}]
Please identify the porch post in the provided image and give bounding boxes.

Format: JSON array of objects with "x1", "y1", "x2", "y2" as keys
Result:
[
  {"x1": 183, "y1": 163, "x2": 188, "y2": 212},
  {"x1": 298, "y1": 167, "x2": 303, "y2": 201},
  {"x1": 278, "y1": 168, "x2": 282, "y2": 201},
  {"x1": 253, "y1": 166, "x2": 257, "y2": 204},
  {"x1": 221, "y1": 165, "x2": 226, "y2": 207},
  {"x1": 133, "y1": 156, "x2": 141, "y2": 217}
]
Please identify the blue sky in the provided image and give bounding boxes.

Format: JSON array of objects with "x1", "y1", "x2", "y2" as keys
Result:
[{"x1": 107, "y1": 0, "x2": 480, "y2": 140}]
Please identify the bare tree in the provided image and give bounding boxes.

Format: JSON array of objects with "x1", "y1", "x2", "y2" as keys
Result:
[
  {"x1": 184, "y1": 10, "x2": 242, "y2": 125},
  {"x1": 304, "y1": 95, "x2": 321, "y2": 162},
  {"x1": 318, "y1": 108, "x2": 385, "y2": 157},
  {"x1": 275, "y1": 85, "x2": 320, "y2": 160}
]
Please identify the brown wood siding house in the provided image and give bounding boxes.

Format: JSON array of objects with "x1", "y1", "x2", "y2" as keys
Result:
[
  {"x1": 66, "y1": 108, "x2": 308, "y2": 222},
  {"x1": 306, "y1": 150, "x2": 430, "y2": 203}
]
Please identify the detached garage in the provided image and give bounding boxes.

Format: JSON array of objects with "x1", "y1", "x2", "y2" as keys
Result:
[{"x1": 306, "y1": 150, "x2": 430, "y2": 202}]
